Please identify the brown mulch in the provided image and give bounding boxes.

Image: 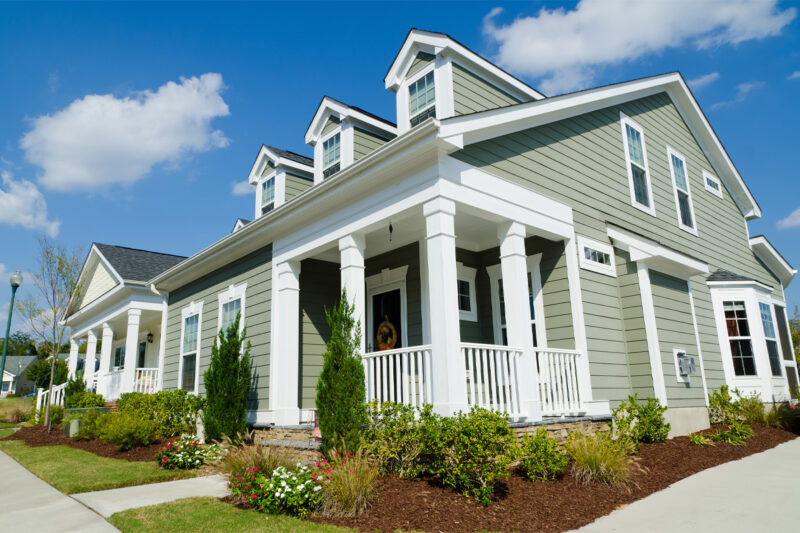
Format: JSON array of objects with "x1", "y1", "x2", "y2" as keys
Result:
[
  {"x1": 311, "y1": 425, "x2": 796, "y2": 533},
  {"x1": 2, "y1": 425, "x2": 164, "y2": 462}
]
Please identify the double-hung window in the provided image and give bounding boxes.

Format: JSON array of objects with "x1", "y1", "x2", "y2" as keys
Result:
[
  {"x1": 723, "y1": 301, "x2": 757, "y2": 376},
  {"x1": 322, "y1": 133, "x2": 341, "y2": 179},
  {"x1": 261, "y1": 176, "x2": 275, "y2": 214},
  {"x1": 218, "y1": 283, "x2": 247, "y2": 334},
  {"x1": 620, "y1": 114, "x2": 655, "y2": 215},
  {"x1": 409, "y1": 70, "x2": 436, "y2": 127},
  {"x1": 759, "y1": 302, "x2": 783, "y2": 377},
  {"x1": 180, "y1": 313, "x2": 199, "y2": 391},
  {"x1": 667, "y1": 147, "x2": 697, "y2": 234},
  {"x1": 488, "y1": 255, "x2": 545, "y2": 348},
  {"x1": 113, "y1": 346, "x2": 126, "y2": 368},
  {"x1": 456, "y1": 263, "x2": 477, "y2": 322}
]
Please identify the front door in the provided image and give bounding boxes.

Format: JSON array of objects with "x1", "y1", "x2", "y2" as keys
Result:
[{"x1": 370, "y1": 289, "x2": 403, "y2": 352}]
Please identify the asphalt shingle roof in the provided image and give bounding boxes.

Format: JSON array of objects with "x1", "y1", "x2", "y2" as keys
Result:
[
  {"x1": 707, "y1": 269, "x2": 760, "y2": 283},
  {"x1": 94, "y1": 243, "x2": 187, "y2": 283},
  {"x1": 1, "y1": 356, "x2": 37, "y2": 375},
  {"x1": 263, "y1": 145, "x2": 314, "y2": 167}
]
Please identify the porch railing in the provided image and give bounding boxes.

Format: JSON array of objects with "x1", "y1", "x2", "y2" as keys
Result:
[
  {"x1": 362, "y1": 345, "x2": 432, "y2": 408},
  {"x1": 133, "y1": 368, "x2": 159, "y2": 394},
  {"x1": 35, "y1": 382, "x2": 67, "y2": 412},
  {"x1": 462, "y1": 343, "x2": 524, "y2": 418},
  {"x1": 536, "y1": 348, "x2": 584, "y2": 416}
]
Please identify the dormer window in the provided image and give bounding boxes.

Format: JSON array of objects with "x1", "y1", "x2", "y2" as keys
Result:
[
  {"x1": 261, "y1": 176, "x2": 275, "y2": 214},
  {"x1": 322, "y1": 132, "x2": 341, "y2": 179},
  {"x1": 409, "y1": 70, "x2": 436, "y2": 127}
]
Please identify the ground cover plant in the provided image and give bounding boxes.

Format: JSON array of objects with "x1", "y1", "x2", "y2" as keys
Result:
[
  {"x1": 229, "y1": 462, "x2": 324, "y2": 518},
  {"x1": 155, "y1": 434, "x2": 220, "y2": 469}
]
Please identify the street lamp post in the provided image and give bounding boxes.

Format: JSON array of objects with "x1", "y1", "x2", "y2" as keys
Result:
[{"x1": 1, "y1": 271, "x2": 23, "y2": 393}]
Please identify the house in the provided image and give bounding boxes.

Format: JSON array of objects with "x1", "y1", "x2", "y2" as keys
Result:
[
  {"x1": 1, "y1": 355, "x2": 38, "y2": 397},
  {"x1": 64, "y1": 29, "x2": 798, "y2": 436}
]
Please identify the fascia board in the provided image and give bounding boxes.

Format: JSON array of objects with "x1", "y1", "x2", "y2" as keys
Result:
[{"x1": 749, "y1": 236, "x2": 796, "y2": 287}]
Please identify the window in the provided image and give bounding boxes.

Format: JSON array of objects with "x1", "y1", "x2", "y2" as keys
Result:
[
  {"x1": 457, "y1": 280, "x2": 471, "y2": 312},
  {"x1": 220, "y1": 299, "x2": 241, "y2": 332},
  {"x1": 703, "y1": 171, "x2": 723, "y2": 198},
  {"x1": 113, "y1": 346, "x2": 126, "y2": 368},
  {"x1": 137, "y1": 341, "x2": 146, "y2": 368},
  {"x1": 667, "y1": 148, "x2": 697, "y2": 234},
  {"x1": 409, "y1": 70, "x2": 435, "y2": 127},
  {"x1": 322, "y1": 133, "x2": 340, "y2": 179},
  {"x1": 456, "y1": 263, "x2": 477, "y2": 321},
  {"x1": 723, "y1": 301, "x2": 757, "y2": 376},
  {"x1": 759, "y1": 302, "x2": 783, "y2": 377},
  {"x1": 577, "y1": 236, "x2": 616, "y2": 277},
  {"x1": 179, "y1": 304, "x2": 201, "y2": 393},
  {"x1": 218, "y1": 283, "x2": 247, "y2": 334},
  {"x1": 261, "y1": 176, "x2": 275, "y2": 214},
  {"x1": 487, "y1": 255, "x2": 545, "y2": 348},
  {"x1": 620, "y1": 114, "x2": 655, "y2": 215}
]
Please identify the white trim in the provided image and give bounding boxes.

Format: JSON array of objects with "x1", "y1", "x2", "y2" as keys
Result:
[
  {"x1": 703, "y1": 170, "x2": 723, "y2": 199},
  {"x1": 666, "y1": 146, "x2": 698, "y2": 236},
  {"x1": 577, "y1": 235, "x2": 616, "y2": 277},
  {"x1": 419, "y1": 240, "x2": 431, "y2": 344},
  {"x1": 217, "y1": 282, "x2": 247, "y2": 334},
  {"x1": 455, "y1": 262, "x2": 478, "y2": 322},
  {"x1": 247, "y1": 145, "x2": 313, "y2": 186},
  {"x1": 687, "y1": 286, "x2": 710, "y2": 405},
  {"x1": 637, "y1": 263, "x2": 668, "y2": 405},
  {"x1": 486, "y1": 254, "x2": 546, "y2": 347},
  {"x1": 178, "y1": 300, "x2": 203, "y2": 394},
  {"x1": 607, "y1": 224, "x2": 708, "y2": 279},
  {"x1": 749, "y1": 235, "x2": 797, "y2": 288},
  {"x1": 365, "y1": 266, "x2": 409, "y2": 352},
  {"x1": 620, "y1": 113, "x2": 656, "y2": 217},
  {"x1": 305, "y1": 96, "x2": 397, "y2": 145}
]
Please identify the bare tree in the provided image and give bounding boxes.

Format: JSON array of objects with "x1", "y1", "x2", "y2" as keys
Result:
[{"x1": 16, "y1": 237, "x2": 82, "y2": 430}]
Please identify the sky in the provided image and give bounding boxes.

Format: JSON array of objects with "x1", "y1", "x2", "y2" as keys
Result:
[{"x1": 1, "y1": 0, "x2": 799, "y2": 333}]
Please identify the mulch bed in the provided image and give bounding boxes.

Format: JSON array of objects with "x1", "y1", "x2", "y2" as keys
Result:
[
  {"x1": 311, "y1": 425, "x2": 795, "y2": 533},
  {"x1": 2, "y1": 425, "x2": 163, "y2": 462}
]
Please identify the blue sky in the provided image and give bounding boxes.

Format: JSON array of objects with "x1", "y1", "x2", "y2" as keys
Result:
[{"x1": 1, "y1": 1, "x2": 799, "y2": 332}]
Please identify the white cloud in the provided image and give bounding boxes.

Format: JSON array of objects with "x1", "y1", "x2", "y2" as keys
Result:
[
  {"x1": 0, "y1": 169, "x2": 60, "y2": 236},
  {"x1": 688, "y1": 72, "x2": 720, "y2": 90},
  {"x1": 231, "y1": 180, "x2": 252, "y2": 196},
  {"x1": 710, "y1": 81, "x2": 764, "y2": 110},
  {"x1": 21, "y1": 73, "x2": 230, "y2": 192},
  {"x1": 483, "y1": 0, "x2": 796, "y2": 94},
  {"x1": 788, "y1": 71, "x2": 800, "y2": 80},
  {"x1": 778, "y1": 207, "x2": 800, "y2": 229}
]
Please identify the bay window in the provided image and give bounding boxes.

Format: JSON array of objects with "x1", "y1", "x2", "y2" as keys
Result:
[
  {"x1": 723, "y1": 301, "x2": 756, "y2": 376},
  {"x1": 759, "y1": 302, "x2": 783, "y2": 377}
]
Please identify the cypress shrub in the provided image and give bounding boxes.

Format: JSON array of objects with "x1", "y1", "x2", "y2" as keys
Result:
[
  {"x1": 316, "y1": 289, "x2": 367, "y2": 454},
  {"x1": 203, "y1": 313, "x2": 251, "y2": 442}
]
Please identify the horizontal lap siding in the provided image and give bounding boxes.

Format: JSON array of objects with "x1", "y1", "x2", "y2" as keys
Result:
[
  {"x1": 616, "y1": 250, "x2": 654, "y2": 398},
  {"x1": 407, "y1": 52, "x2": 434, "y2": 78},
  {"x1": 321, "y1": 117, "x2": 340, "y2": 136},
  {"x1": 453, "y1": 92, "x2": 781, "y2": 405},
  {"x1": 354, "y1": 128, "x2": 390, "y2": 161},
  {"x1": 456, "y1": 248, "x2": 493, "y2": 344},
  {"x1": 164, "y1": 245, "x2": 272, "y2": 411},
  {"x1": 452, "y1": 63, "x2": 520, "y2": 115},
  {"x1": 285, "y1": 174, "x2": 312, "y2": 201}
]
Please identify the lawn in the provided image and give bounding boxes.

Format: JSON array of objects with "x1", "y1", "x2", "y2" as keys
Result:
[
  {"x1": 0, "y1": 428, "x2": 15, "y2": 439},
  {"x1": 0, "y1": 396, "x2": 33, "y2": 420},
  {"x1": 0, "y1": 440, "x2": 196, "y2": 493},
  {"x1": 108, "y1": 497, "x2": 354, "y2": 533}
]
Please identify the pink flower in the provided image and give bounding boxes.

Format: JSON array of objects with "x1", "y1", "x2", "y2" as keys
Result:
[
  {"x1": 232, "y1": 483, "x2": 237, "y2": 488},
  {"x1": 251, "y1": 494, "x2": 257, "y2": 499}
]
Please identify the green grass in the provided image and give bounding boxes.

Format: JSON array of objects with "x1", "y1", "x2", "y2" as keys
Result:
[
  {"x1": 0, "y1": 421, "x2": 19, "y2": 428},
  {"x1": 0, "y1": 440, "x2": 196, "y2": 493},
  {"x1": 109, "y1": 497, "x2": 354, "y2": 533},
  {"x1": 0, "y1": 397, "x2": 33, "y2": 420},
  {"x1": 0, "y1": 428, "x2": 15, "y2": 439}
]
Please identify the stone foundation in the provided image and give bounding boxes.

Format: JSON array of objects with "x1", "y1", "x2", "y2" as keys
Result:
[
  {"x1": 252, "y1": 425, "x2": 321, "y2": 462},
  {"x1": 512, "y1": 417, "x2": 612, "y2": 443}
]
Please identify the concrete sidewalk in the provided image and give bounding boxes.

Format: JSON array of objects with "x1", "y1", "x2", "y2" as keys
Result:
[
  {"x1": 72, "y1": 474, "x2": 229, "y2": 517},
  {"x1": 572, "y1": 438, "x2": 800, "y2": 533},
  {"x1": 0, "y1": 450, "x2": 118, "y2": 533}
]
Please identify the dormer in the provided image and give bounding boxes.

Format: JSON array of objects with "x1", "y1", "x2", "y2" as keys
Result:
[
  {"x1": 305, "y1": 97, "x2": 397, "y2": 184},
  {"x1": 247, "y1": 145, "x2": 314, "y2": 220},
  {"x1": 385, "y1": 29, "x2": 545, "y2": 134}
]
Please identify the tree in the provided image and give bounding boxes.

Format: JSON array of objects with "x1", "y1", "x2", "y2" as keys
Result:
[
  {"x1": 26, "y1": 356, "x2": 68, "y2": 389},
  {"x1": 0, "y1": 331, "x2": 37, "y2": 355},
  {"x1": 16, "y1": 237, "x2": 82, "y2": 429},
  {"x1": 315, "y1": 289, "x2": 367, "y2": 454},
  {"x1": 203, "y1": 313, "x2": 251, "y2": 442}
]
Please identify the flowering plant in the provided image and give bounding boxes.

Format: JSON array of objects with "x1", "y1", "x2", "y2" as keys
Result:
[
  {"x1": 155, "y1": 435, "x2": 220, "y2": 469},
  {"x1": 229, "y1": 462, "x2": 324, "y2": 518}
]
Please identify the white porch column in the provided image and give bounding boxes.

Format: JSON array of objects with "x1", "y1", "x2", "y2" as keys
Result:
[
  {"x1": 270, "y1": 260, "x2": 302, "y2": 425},
  {"x1": 67, "y1": 338, "x2": 79, "y2": 379},
  {"x1": 85, "y1": 330, "x2": 98, "y2": 389},
  {"x1": 122, "y1": 308, "x2": 141, "y2": 394},
  {"x1": 498, "y1": 221, "x2": 541, "y2": 421},
  {"x1": 423, "y1": 198, "x2": 467, "y2": 416},
  {"x1": 339, "y1": 234, "x2": 366, "y2": 355},
  {"x1": 157, "y1": 295, "x2": 168, "y2": 391},
  {"x1": 97, "y1": 323, "x2": 114, "y2": 398}
]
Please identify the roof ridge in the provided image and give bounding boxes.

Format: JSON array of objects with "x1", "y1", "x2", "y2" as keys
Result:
[{"x1": 94, "y1": 242, "x2": 187, "y2": 259}]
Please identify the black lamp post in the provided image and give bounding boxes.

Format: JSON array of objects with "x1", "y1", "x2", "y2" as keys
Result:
[{"x1": 1, "y1": 271, "x2": 23, "y2": 393}]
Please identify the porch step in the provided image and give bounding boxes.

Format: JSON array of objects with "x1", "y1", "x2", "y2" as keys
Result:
[{"x1": 104, "y1": 401, "x2": 118, "y2": 412}]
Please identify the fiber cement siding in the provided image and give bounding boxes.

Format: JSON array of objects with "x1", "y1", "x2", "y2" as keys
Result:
[
  {"x1": 321, "y1": 117, "x2": 340, "y2": 137},
  {"x1": 285, "y1": 173, "x2": 312, "y2": 201},
  {"x1": 79, "y1": 259, "x2": 118, "y2": 310},
  {"x1": 406, "y1": 51, "x2": 434, "y2": 79},
  {"x1": 615, "y1": 249, "x2": 654, "y2": 399},
  {"x1": 452, "y1": 62, "x2": 520, "y2": 115},
  {"x1": 354, "y1": 127, "x2": 390, "y2": 161}
]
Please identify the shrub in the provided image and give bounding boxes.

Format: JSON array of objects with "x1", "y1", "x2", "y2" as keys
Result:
[
  {"x1": 219, "y1": 443, "x2": 295, "y2": 480},
  {"x1": 317, "y1": 447, "x2": 378, "y2": 517},
  {"x1": 708, "y1": 385, "x2": 743, "y2": 424},
  {"x1": 203, "y1": 313, "x2": 251, "y2": 443},
  {"x1": 565, "y1": 431, "x2": 634, "y2": 488},
  {"x1": 709, "y1": 422, "x2": 753, "y2": 446},
  {"x1": 518, "y1": 428, "x2": 569, "y2": 481},
  {"x1": 229, "y1": 463, "x2": 323, "y2": 518},
  {"x1": 36, "y1": 405, "x2": 63, "y2": 426},
  {"x1": 155, "y1": 434, "x2": 220, "y2": 469},
  {"x1": 118, "y1": 390, "x2": 205, "y2": 437},
  {"x1": 316, "y1": 290, "x2": 367, "y2": 455},
  {"x1": 69, "y1": 391, "x2": 105, "y2": 408},
  {"x1": 75, "y1": 408, "x2": 105, "y2": 440},
  {"x1": 688, "y1": 433, "x2": 713, "y2": 446},
  {"x1": 613, "y1": 394, "x2": 670, "y2": 449},
  {"x1": 98, "y1": 412, "x2": 158, "y2": 451},
  {"x1": 738, "y1": 394, "x2": 782, "y2": 427},
  {"x1": 64, "y1": 373, "x2": 87, "y2": 408},
  {"x1": 363, "y1": 401, "x2": 435, "y2": 478}
]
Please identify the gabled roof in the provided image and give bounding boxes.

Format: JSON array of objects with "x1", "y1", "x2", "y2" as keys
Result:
[
  {"x1": 232, "y1": 218, "x2": 251, "y2": 233},
  {"x1": 707, "y1": 269, "x2": 758, "y2": 283},
  {"x1": 305, "y1": 96, "x2": 397, "y2": 145},
  {"x1": 247, "y1": 144, "x2": 314, "y2": 185},
  {"x1": 0, "y1": 355, "x2": 37, "y2": 376},
  {"x1": 439, "y1": 72, "x2": 761, "y2": 220},
  {"x1": 384, "y1": 28, "x2": 545, "y2": 101},
  {"x1": 749, "y1": 235, "x2": 796, "y2": 288},
  {"x1": 262, "y1": 145, "x2": 313, "y2": 167},
  {"x1": 93, "y1": 243, "x2": 186, "y2": 283}
]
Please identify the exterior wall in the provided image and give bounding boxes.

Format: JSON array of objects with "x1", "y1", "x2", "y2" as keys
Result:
[
  {"x1": 321, "y1": 117, "x2": 340, "y2": 136},
  {"x1": 353, "y1": 127, "x2": 390, "y2": 161},
  {"x1": 456, "y1": 248, "x2": 494, "y2": 344},
  {"x1": 285, "y1": 173, "x2": 313, "y2": 201},
  {"x1": 407, "y1": 51, "x2": 434, "y2": 78},
  {"x1": 163, "y1": 245, "x2": 272, "y2": 411},
  {"x1": 453, "y1": 91, "x2": 781, "y2": 405},
  {"x1": 616, "y1": 249, "x2": 654, "y2": 399},
  {"x1": 452, "y1": 62, "x2": 520, "y2": 116},
  {"x1": 79, "y1": 259, "x2": 118, "y2": 310}
]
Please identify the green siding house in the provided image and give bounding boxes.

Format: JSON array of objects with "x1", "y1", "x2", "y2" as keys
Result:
[{"x1": 66, "y1": 29, "x2": 797, "y2": 437}]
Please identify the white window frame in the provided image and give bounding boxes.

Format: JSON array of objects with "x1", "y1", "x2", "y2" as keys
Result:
[
  {"x1": 620, "y1": 113, "x2": 656, "y2": 216},
  {"x1": 321, "y1": 129, "x2": 341, "y2": 177},
  {"x1": 703, "y1": 170, "x2": 723, "y2": 199},
  {"x1": 178, "y1": 300, "x2": 203, "y2": 394},
  {"x1": 260, "y1": 172, "x2": 276, "y2": 214},
  {"x1": 112, "y1": 344, "x2": 126, "y2": 370},
  {"x1": 407, "y1": 64, "x2": 436, "y2": 127},
  {"x1": 456, "y1": 262, "x2": 478, "y2": 322},
  {"x1": 217, "y1": 282, "x2": 247, "y2": 334},
  {"x1": 673, "y1": 347, "x2": 691, "y2": 384},
  {"x1": 758, "y1": 299, "x2": 784, "y2": 378},
  {"x1": 666, "y1": 146, "x2": 698, "y2": 236},
  {"x1": 486, "y1": 254, "x2": 547, "y2": 347},
  {"x1": 577, "y1": 235, "x2": 616, "y2": 277},
  {"x1": 365, "y1": 266, "x2": 409, "y2": 352}
]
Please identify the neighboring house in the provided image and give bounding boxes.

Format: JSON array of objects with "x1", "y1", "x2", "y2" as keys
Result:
[
  {"x1": 65, "y1": 30, "x2": 797, "y2": 436},
  {"x1": 2, "y1": 356, "x2": 41, "y2": 396}
]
